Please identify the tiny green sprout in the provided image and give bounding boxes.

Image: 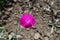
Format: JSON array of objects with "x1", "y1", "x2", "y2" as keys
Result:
[{"x1": 16, "y1": 15, "x2": 20, "y2": 32}]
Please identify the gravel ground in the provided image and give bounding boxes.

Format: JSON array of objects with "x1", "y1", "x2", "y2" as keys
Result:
[{"x1": 0, "y1": 0, "x2": 60, "y2": 40}]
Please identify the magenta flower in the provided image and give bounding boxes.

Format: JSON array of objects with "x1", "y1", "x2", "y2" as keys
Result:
[{"x1": 20, "y1": 13, "x2": 35, "y2": 28}]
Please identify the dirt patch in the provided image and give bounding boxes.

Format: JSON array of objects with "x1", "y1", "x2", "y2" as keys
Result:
[{"x1": 0, "y1": 0, "x2": 60, "y2": 40}]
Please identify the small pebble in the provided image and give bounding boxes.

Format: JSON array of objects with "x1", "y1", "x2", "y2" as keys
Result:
[
  {"x1": 56, "y1": 29, "x2": 60, "y2": 33},
  {"x1": 0, "y1": 20, "x2": 2, "y2": 23},
  {"x1": 13, "y1": 0, "x2": 17, "y2": 2},
  {"x1": 14, "y1": 21, "x2": 17, "y2": 25},
  {"x1": 25, "y1": 0, "x2": 29, "y2": 2},
  {"x1": 16, "y1": 35, "x2": 23, "y2": 38},
  {"x1": 24, "y1": 10, "x2": 29, "y2": 13},
  {"x1": 7, "y1": 7, "x2": 13, "y2": 11},
  {"x1": 5, "y1": 12, "x2": 10, "y2": 15},
  {"x1": 55, "y1": 19, "x2": 59, "y2": 22},
  {"x1": 26, "y1": 28, "x2": 30, "y2": 31},
  {"x1": 10, "y1": 32, "x2": 16, "y2": 37},
  {"x1": 44, "y1": 37, "x2": 49, "y2": 40},
  {"x1": 34, "y1": 33, "x2": 40, "y2": 39}
]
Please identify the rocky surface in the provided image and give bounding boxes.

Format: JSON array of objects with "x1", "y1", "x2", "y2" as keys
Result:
[{"x1": 0, "y1": 0, "x2": 60, "y2": 40}]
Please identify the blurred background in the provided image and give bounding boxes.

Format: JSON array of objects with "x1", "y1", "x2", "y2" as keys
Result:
[{"x1": 0, "y1": 0, "x2": 60, "y2": 40}]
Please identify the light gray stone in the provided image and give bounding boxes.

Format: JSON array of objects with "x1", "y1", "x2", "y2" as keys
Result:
[{"x1": 34, "y1": 33, "x2": 40, "y2": 39}]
